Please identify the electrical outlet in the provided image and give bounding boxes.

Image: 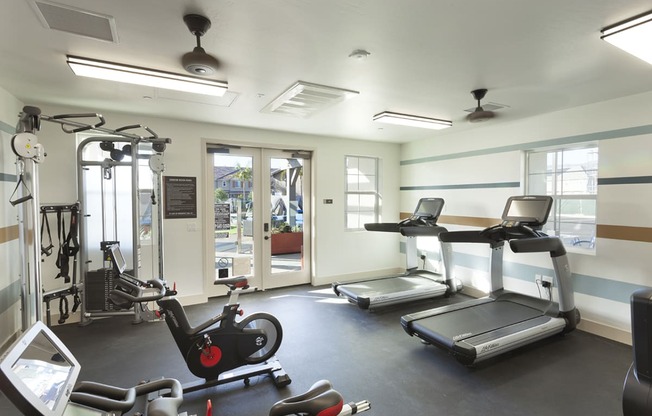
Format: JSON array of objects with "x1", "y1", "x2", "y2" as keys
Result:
[{"x1": 542, "y1": 275, "x2": 553, "y2": 285}]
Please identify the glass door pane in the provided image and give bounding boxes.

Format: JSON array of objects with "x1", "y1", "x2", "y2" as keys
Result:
[
  {"x1": 210, "y1": 152, "x2": 256, "y2": 294},
  {"x1": 262, "y1": 150, "x2": 310, "y2": 289}
]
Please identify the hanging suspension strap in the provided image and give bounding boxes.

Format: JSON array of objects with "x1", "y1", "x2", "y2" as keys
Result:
[
  {"x1": 64, "y1": 206, "x2": 80, "y2": 260},
  {"x1": 68, "y1": 206, "x2": 81, "y2": 313},
  {"x1": 58, "y1": 294, "x2": 69, "y2": 324},
  {"x1": 54, "y1": 210, "x2": 69, "y2": 282},
  {"x1": 40, "y1": 209, "x2": 54, "y2": 257}
]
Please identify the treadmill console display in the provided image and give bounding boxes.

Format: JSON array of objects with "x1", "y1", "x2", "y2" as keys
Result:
[
  {"x1": 502, "y1": 195, "x2": 552, "y2": 226},
  {"x1": 412, "y1": 197, "x2": 444, "y2": 220},
  {"x1": 0, "y1": 321, "x2": 81, "y2": 416}
]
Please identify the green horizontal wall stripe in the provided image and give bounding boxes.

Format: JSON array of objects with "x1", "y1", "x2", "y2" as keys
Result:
[
  {"x1": 451, "y1": 251, "x2": 646, "y2": 304},
  {"x1": 401, "y1": 181, "x2": 519, "y2": 191},
  {"x1": 401, "y1": 124, "x2": 652, "y2": 166},
  {"x1": 598, "y1": 176, "x2": 652, "y2": 185},
  {"x1": 0, "y1": 279, "x2": 21, "y2": 316}
]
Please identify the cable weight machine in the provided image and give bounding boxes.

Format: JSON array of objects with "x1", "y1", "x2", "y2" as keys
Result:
[
  {"x1": 10, "y1": 106, "x2": 170, "y2": 328},
  {"x1": 76, "y1": 127, "x2": 170, "y2": 325}
]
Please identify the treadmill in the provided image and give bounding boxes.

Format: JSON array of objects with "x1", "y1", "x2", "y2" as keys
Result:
[
  {"x1": 332, "y1": 198, "x2": 458, "y2": 310},
  {"x1": 401, "y1": 195, "x2": 580, "y2": 365}
]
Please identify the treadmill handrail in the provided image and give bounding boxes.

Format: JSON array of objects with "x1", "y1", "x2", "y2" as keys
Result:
[
  {"x1": 364, "y1": 222, "x2": 400, "y2": 232},
  {"x1": 438, "y1": 230, "x2": 496, "y2": 244},
  {"x1": 400, "y1": 225, "x2": 448, "y2": 237},
  {"x1": 509, "y1": 236, "x2": 567, "y2": 257}
]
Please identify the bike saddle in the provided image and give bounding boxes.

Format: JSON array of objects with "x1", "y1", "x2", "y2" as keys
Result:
[
  {"x1": 214, "y1": 275, "x2": 249, "y2": 290},
  {"x1": 268, "y1": 379, "x2": 343, "y2": 416}
]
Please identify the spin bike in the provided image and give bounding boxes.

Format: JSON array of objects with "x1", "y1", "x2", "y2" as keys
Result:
[
  {"x1": 109, "y1": 272, "x2": 291, "y2": 393},
  {"x1": 109, "y1": 273, "x2": 292, "y2": 393},
  {"x1": 156, "y1": 276, "x2": 291, "y2": 393},
  {"x1": 74, "y1": 378, "x2": 369, "y2": 416}
]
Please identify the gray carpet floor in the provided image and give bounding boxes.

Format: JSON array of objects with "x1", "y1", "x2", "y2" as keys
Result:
[{"x1": 0, "y1": 284, "x2": 633, "y2": 415}]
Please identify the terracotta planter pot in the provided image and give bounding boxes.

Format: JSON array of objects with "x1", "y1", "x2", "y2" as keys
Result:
[{"x1": 271, "y1": 232, "x2": 303, "y2": 255}]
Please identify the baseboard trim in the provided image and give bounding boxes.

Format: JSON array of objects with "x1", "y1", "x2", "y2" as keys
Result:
[
  {"x1": 1, "y1": 332, "x2": 20, "y2": 354},
  {"x1": 313, "y1": 268, "x2": 404, "y2": 287},
  {"x1": 577, "y1": 318, "x2": 631, "y2": 345}
]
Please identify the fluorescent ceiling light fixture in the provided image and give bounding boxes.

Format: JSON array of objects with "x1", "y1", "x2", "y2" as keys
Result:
[
  {"x1": 373, "y1": 111, "x2": 452, "y2": 130},
  {"x1": 66, "y1": 55, "x2": 228, "y2": 96},
  {"x1": 601, "y1": 11, "x2": 652, "y2": 65}
]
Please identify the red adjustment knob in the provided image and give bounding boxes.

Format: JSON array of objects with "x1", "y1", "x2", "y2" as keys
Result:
[
  {"x1": 238, "y1": 309, "x2": 244, "y2": 316},
  {"x1": 155, "y1": 310, "x2": 162, "y2": 318}
]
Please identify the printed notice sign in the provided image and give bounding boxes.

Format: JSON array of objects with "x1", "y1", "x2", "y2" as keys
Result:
[
  {"x1": 164, "y1": 176, "x2": 197, "y2": 219},
  {"x1": 215, "y1": 203, "x2": 230, "y2": 238}
]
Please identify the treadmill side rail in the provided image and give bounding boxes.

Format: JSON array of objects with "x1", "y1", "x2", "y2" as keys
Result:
[{"x1": 460, "y1": 316, "x2": 567, "y2": 364}]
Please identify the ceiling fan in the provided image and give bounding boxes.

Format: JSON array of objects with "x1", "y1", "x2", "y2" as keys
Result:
[
  {"x1": 466, "y1": 88, "x2": 495, "y2": 123},
  {"x1": 181, "y1": 14, "x2": 220, "y2": 76}
]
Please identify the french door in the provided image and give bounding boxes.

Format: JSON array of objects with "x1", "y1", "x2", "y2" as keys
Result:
[{"x1": 205, "y1": 145, "x2": 311, "y2": 295}]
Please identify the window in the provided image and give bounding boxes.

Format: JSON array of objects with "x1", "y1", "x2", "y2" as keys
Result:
[
  {"x1": 345, "y1": 155, "x2": 379, "y2": 230},
  {"x1": 526, "y1": 145, "x2": 598, "y2": 251}
]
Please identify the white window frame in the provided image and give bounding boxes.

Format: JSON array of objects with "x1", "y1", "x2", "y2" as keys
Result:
[
  {"x1": 525, "y1": 144, "x2": 598, "y2": 253},
  {"x1": 345, "y1": 155, "x2": 379, "y2": 230}
]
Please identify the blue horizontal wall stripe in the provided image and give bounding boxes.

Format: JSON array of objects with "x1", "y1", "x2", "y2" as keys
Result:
[
  {"x1": 0, "y1": 119, "x2": 15, "y2": 135},
  {"x1": 401, "y1": 124, "x2": 652, "y2": 166},
  {"x1": 1, "y1": 173, "x2": 17, "y2": 182},
  {"x1": 598, "y1": 176, "x2": 652, "y2": 185},
  {"x1": 451, "y1": 251, "x2": 646, "y2": 304},
  {"x1": 401, "y1": 181, "x2": 520, "y2": 191}
]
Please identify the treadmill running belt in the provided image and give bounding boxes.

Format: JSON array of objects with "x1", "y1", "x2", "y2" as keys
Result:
[
  {"x1": 410, "y1": 300, "x2": 544, "y2": 348},
  {"x1": 337, "y1": 275, "x2": 440, "y2": 297}
]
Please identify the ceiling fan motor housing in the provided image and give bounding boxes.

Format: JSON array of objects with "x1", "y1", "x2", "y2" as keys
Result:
[
  {"x1": 467, "y1": 88, "x2": 494, "y2": 122},
  {"x1": 182, "y1": 14, "x2": 219, "y2": 76},
  {"x1": 182, "y1": 49, "x2": 218, "y2": 75}
]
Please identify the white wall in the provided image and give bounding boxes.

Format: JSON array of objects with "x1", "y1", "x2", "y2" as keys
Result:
[
  {"x1": 0, "y1": 87, "x2": 24, "y2": 348},
  {"x1": 401, "y1": 90, "x2": 652, "y2": 343},
  {"x1": 33, "y1": 103, "x2": 402, "y2": 305}
]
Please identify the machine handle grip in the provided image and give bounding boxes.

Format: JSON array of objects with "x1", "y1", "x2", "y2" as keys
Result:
[
  {"x1": 109, "y1": 278, "x2": 168, "y2": 303},
  {"x1": 70, "y1": 381, "x2": 136, "y2": 412},
  {"x1": 439, "y1": 230, "x2": 494, "y2": 244},
  {"x1": 509, "y1": 236, "x2": 567, "y2": 257}
]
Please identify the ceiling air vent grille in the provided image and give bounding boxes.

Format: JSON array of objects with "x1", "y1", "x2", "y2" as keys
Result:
[
  {"x1": 261, "y1": 81, "x2": 359, "y2": 118},
  {"x1": 32, "y1": 1, "x2": 118, "y2": 43}
]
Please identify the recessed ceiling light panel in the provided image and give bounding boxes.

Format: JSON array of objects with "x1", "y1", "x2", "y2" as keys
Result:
[
  {"x1": 601, "y1": 10, "x2": 652, "y2": 65},
  {"x1": 66, "y1": 55, "x2": 228, "y2": 96},
  {"x1": 373, "y1": 111, "x2": 452, "y2": 130}
]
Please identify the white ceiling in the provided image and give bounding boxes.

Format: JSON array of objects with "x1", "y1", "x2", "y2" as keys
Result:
[{"x1": 1, "y1": 0, "x2": 652, "y2": 143}]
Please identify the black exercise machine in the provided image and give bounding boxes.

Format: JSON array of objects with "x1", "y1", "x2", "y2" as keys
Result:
[
  {"x1": 623, "y1": 288, "x2": 652, "y2": 415},
  {"x1": 0, "y1": 321, "x2": 370, "y2": 416},
  {"x1": 105, "y1": 243, "x2": 291, "y2": 394},
  {"x1": 333, "y1": 198, "x2": 459, "y2": 310},
  {"x1": 401, "y1": 195, "x2": 580, "y2": 365},
  {"x1": 156, "y1": 275, "x2": 291, "y2": 393}
]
